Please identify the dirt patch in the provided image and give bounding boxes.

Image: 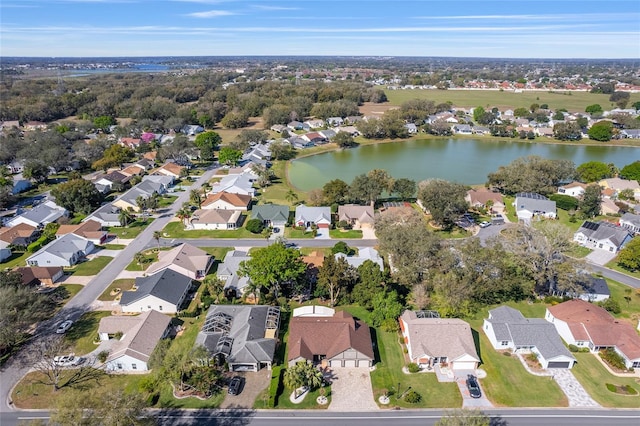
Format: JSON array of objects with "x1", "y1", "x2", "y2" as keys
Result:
[{"x1": 359, "y1": 102, "x2": 398, "y2": 117}]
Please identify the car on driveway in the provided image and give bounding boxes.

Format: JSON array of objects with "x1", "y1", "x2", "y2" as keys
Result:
[
  {"x1": 479, "y1": 221, "x2": 491, "y2": 228},
  {"x1": 54, "y1": 354, "x2": 84, "y2": 367},
  {"x1": 466, "y1": 374, "x2": 482, "y2": 398},
  {"x1": 56, "y1": 320, "x2": 73, "y2": 334},
  {"x1": 228, "y1": 376, "x2": 244, "y2": 396}
]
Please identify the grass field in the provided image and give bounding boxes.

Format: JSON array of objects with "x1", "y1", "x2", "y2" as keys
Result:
[
  {"x1": 68, "y1": 256, "x2": 113, "y2": 276},
  {"x1": 384, "y1": 89, "x2": 640, "y2": 112},
  {"x1": 571, "y1": 353, "x2": 640, "y2": 408},
  {"x1": 606, "y1": 279, "x2": 640, "y2": 322},
  {"x1": 605, "y1": 260, "x2": 640, "y2": 280},
  {"x1": 65, "y1": 311, "x2": 112, "y2": 355},
  {"x1": 98, "y1": 278, "x2": 136, "y2": 301},
  {"x1": 162, "y1": 220, "x2": 260, "y2": 239},
  {"x1": 0, "y1": 251, "x2": 29, "y2": 269},
  {"x1": 329, "y1": 229, "x2": 363, "y2": 239},
  {"x1": 125, "y1": 250, "x2": 158, "y2": 271},
  {"x1": 108, "y1": 219, "x2": 153, "y2": 239}
]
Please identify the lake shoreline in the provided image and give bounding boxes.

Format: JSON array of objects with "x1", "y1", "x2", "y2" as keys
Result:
[{"x1": 285, "y1": 135, "x2": 639, "y2": 192}]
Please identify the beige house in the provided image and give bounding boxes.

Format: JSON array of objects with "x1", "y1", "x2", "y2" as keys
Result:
[
  {"x1": 190, "y1": 209, "x2": 243, "y2": 231},
  {"x1": 55, "y1": 219, "x2": 108, "y2": 245},
  {"x1": 337, "y1": 204, "x2": 375, "y2": 229},
  {"x1": 465, "y1": 188, "x2": 505, "y2": 213},
  {"x1": 399, "y1": 311, "x2": 480, "y2": 370},
  {"x1": 146, "y1": 243, "x2": 213, "y2": 280},
  {"x1": 154, "y1": 162, "x2": 184, "y2": 178},
  {"x1": 600, "y1": 198, "x2": 620, "y2": 215}
]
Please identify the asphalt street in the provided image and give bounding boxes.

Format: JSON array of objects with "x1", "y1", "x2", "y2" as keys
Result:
[{"x1": 3, "y1": 408, "x2": 640, "y2": 426}]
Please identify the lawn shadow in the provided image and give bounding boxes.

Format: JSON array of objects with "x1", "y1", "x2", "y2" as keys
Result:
[{"x1": 369, "y1": 327, "x2": 383, "y2": 365}]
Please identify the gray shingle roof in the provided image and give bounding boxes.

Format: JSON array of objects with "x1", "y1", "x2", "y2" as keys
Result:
[
  {"x1": 120, "y1": 269, "x2": 192, "y2": 306},
  {"x1": 251, "y1": 205, "x2": 290, "y2": 223},
  {"x1": 515, "y1": 193, "x2": 556, "y2": 215},
  {"x1": 576, "y1": 221, "x2": 633, "y2": 248}
]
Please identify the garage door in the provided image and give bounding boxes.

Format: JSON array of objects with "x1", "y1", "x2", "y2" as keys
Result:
[
  {"x1": 330, "y1": 360, "x2": 342, "y2": 368},
  {"x1": 344, "y1": 360, "x2": 357, "y2": 367},
  {"x1": 547, "y1": 361, "x2": 571, "y2": 369},
  {"x1": 452, "y1": 361, "x2": 477, "y2": 370},
  {"x1": 356, "y1": 360, "x2": 370, "y2": 368}
]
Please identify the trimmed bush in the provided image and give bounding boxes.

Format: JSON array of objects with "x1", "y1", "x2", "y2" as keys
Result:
[
  {"x1": 600, "y1": 348, "x2": 627, "y2": 371},
  {"x1": 246, "y1": 218, "x2": 265, "y2": 234},
  {"x1": 404, "y1": 390, "x2": 422, "y2": 403},
  {"x1": 97, "y1": 350, "x2": 109, "y2": 363},
  {"x1": 598, "y1": 298, "x2": 621, "y2": 314},
  {"x1": 568, "y1": 344, "x2": 579, "y2": 353},
  {"x1": 407, "y1": 363, "x2": 420, "y2": 373},
  {"x1": 549, "y1": 194, "x2": 579, "y2": 211}
]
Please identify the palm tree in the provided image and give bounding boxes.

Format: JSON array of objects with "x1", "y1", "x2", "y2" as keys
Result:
[
  {"x1": 118, "y1": 209, "x2": 133, "y2": 227},
  {"x1": 285, "y1": 189, "x2": 298, "y2": 205},
  {"x1": 134, "y1": 252, "x2": 146, "y2": 270},
  {"x1": 153, "y1": 231, "x2": 162, "y2": 250},
  {"x1": 176, "y1": 203, "x2": 192, "y2": 227},
  {"x1": 190, "y1": 189, "x2": 202, "y2": 209},
  {"x1": 284, "y1": 363, "x2": 306, "y2": 398},
  {"x1": 136, "y1": 196, "x2": 147, "y2": 214}
]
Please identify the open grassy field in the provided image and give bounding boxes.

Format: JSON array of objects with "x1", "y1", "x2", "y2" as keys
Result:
[
  {"x1": 606, "y1": 279, "x2": 640, "y2": 322},
  {"x1": 571, "y1": 353, "x2": 640, "y2": 408},
  {"x1": 384, "y1": 89, "x2": 640, "y2": 112},
  {"x1": 108, "y1": 219, "x2": 153, "y2": 239},
  {"x1": 68, "y1": 256, "x2": 113, "y2": 276},
  {"x1": 329, "y1": 229, "x2": 363, "y2": 239}
]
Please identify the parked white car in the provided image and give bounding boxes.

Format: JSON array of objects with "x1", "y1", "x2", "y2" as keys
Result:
[
  {"x1": 53, "y1": 354, "x2": 84, "y2": 366},
  {"x1": 56, "y1": 320, "x2": 73, "y2": 334}
]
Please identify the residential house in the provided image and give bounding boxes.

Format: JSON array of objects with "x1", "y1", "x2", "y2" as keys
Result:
[
  {"x1": 0, "y1": 120, "x2": 20, "y2": 131},
  {"x1": 287, "y1": 306, "x2": 374, "y2": 368},
  {"x1": 120, "y1": 165, "x2": 145, "y2": 178},
  {"x1": 599, "y1": 178, "x2": 640, "y2": 201},
  {"x1": 120, "y1": 269, "x2": 192, "y2": 314},
  {"x1": 218, "y1": 250, "x2": 251, "y2": 297},
  {"x1": 452, "y1": 124, "x2": 473, "y2": 134},
  {"x1": 251, "y1": 204, "x2": 289, "y2": 228},
  {"x1": 483, "y1": 306, "x2": 576, "y2": 369},
  {"x1": 472, "y1": 126, "x2": 490, "y2": 135},
  {"x1": 26, "y1": 234, "x2": 94, "y2": 267},
  {"x1": 242, "y1": 144, "x2": 271, "y2": 166},
  {"x1": 336, "y1": 126, "x2": 360, "y2": 136},
  {"x1": 153, "y1": 162, "x2": 184, "y2": 179},
  {"x1": 16, "y1": 266, "x2": 64, "y2": 287},
  {"x1": 12, "y1": 179, "x2": 32, "y2": 195},
  {"x1": 270, "y1": 124, "x2": 286, "y2": 133},
  {"x1": 0, "y1": 223, "x2": 38, "y2": 249},
  {"x1": 290, "y1": 137, "x2": 314, "y2": 149},
  {"x1": 287, "y1": 121, "x2": 304, "y2": 131},
  {"x1": 573, "y1": 221, "x2": 633, "y2": 253},
  {"x1": 189, "y1": 209, "x2": 243, "y2": 231},
  {"x1": 514, "y1": 193, "x2": 557, "y2": 221},
  {"x1": 465, "y1": 188, "x2": 505, "y2": 213},
  {"x1": 93, "y1": 171, "x2": 130, "y2": 193},
  {"x1": 619, "y1": 212, "x2": 640, "y2": 234},
  {"x1": 55, "y1": 219, "x2": 108, "y2": 245},
  {"x1": 119, "y1": 137, "x2": 143, "y2": 150},
  {"x1": 6, "y1": 201, "x2": 68, "y2": 228},
  {"x1": 335, "y1": 247, "x2": 384, "y2": 270},
  {"x1": 557, "y1": 182, "x2": 587, "y2": 198},
  {"x1": 210, "y1": 172, "x2": 256, "y2": 197},
  {"x1": 337, "y1": 204, "x2": 375, "y2": 229},
  {"x1": 201, "y1": 191, "x2": 251, "y2": 211},
  {"x1": 563, "y1": 275, "x2": 611, "y2": 302},
  {"x1": 99, "y1": 310, "x2": 172, "y2": 372},
  {"x1": 399, "y1": 311, "x2": 480, "y2": 370},
  {"x1": 318, "y1": 129, "x2": 336, "y2": 141},
  {"x1": 294, "y1": 205, "x2": 331, "y2": 228},
  {"x1": 112, "y1": 187, "x2": 153, "y2": 212},
  {"x1": 620, "y1": 129, "x2": 640, "y2": 139},
  {"x1": 195, "y1": 304, "x2": 280, "y2": 372},
  {"x1": 600, "y1": 198, "x2": 620, "y2": 216},
  {"x1": 0, "y1": 242, "x2": 11, "y2": 262},
  {"x1": 326, "y1": 117, "x2": 344, "y2": 127},
  {"x1": 85, "y1": 203, "x2": 121, "y2": 228},
  {"x1": 135, "y1": 158, "x2": 155, "y2": 171},
  {"x1": 145, "y1": 243, "x2": 213, "y2": 280},
  {"x1": 546, "y1": 299, "x2": 640, "y2": 369},
  {"x1": 535, "y1": 127, "x2": 555, "y2": 138},
  {"x1": 304, "y1": 119, "x2": 325, "y2": 129},
  {"x1": 181, "y1": 124, "x2": 204, "y2": 136},
  {"x1": 301, "y1": 132, "x2": 326, "y2": 144},
  {"x1": 142, "y1": 174, "x2": 174, "y2": 189},
  {"x1": 404, "y1": 123, "x2": 418, "y2": 134},
  {"x1": 23, "y1": 121, "x2": 47, "y2": 131},
  {"x1": 345, "y1": 116, "x2": 362, "y2": 125}
]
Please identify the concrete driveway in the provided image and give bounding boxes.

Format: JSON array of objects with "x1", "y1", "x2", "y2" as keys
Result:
[
  {"x1": 454, "y1": 371, "x2": 493, "y2": 408},
  {"x1": 327, "y1": 368, "x2": 378, "y2": 411},
  {"x1": 586, "y1": 249, "x2": 617, "y2": 266},
  {"x1": 220, "y1": 369, "x2": 270, "y2": 409}
]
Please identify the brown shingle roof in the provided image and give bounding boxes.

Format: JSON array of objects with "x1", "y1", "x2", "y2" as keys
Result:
[
  {"x1": 287, "y1": 310, "x2": 374, "y2": 362},
  {"x1": 466, "y1": 188, "x2": 504, "y2": 206},
  {"x1": 156, "y1": 162, "x2": 183, "y2": 177},
  {"x1": 0, "y1": 223, "x2": 37, "y2": 244},
  {"x1": 16, "y1": 266, "x2": 63, "y2": 285},
  {"x1": 548, "y1": 299, "x2": 640, "y2": 360},
  {"x1": 201, "y1": 191, "x2": 252, "y2": 208},
  {"x1": 56, "y1": 220, "x2": 104, "y2": 239}
]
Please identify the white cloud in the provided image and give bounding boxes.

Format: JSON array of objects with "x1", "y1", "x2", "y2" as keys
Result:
[{"x1": 185, "y1": 9, "x2": 236, "y2": 18}]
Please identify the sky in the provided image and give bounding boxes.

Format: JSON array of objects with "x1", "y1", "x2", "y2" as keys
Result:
[{"x1": 1, "y1": 0, "x2": 639, "y2": 58}]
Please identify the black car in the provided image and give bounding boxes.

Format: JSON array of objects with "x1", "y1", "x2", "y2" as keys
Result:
[
  {"x1": 466, "y1": 374, "x2": 482, "y2": 398},
  {"x1": 228, "y1": 376, "x2": 244, "y2": 395}
]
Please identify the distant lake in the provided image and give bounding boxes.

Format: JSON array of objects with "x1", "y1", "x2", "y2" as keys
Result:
[
  {"x1": 65, "y1": 63, "x2": 170, "y2": 77},
  {"x1": 288, "y1": 138, "x2": 640, "y2": 191}
]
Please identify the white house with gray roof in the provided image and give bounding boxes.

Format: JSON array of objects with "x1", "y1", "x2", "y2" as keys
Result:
[
  {"x1": 294, "y1": 205, "x2": 331, "y2": 228},
  {"x1": 483, "y1": 306, "x2": 576, "y2": 369},
  {"x1": 573, "y1": 221, "x2": 634, "y2": 253},
  {"x1": 217, "y1": 250, "x2": 251, "y2": 297},
  {"x1": 619, "y1": 212, "x2": 640, "y2": 234},
  {"x1": 335, "y1": 247, "x2": 384, "y2": 270},
  {"x1": 251, "y1": 204, "x2": 289, "y2": 228},
  {"x1": 6, "y1": 200, "x2": 68, "y2": 228},
  {"x1": 120, "y1": 269, "x2": 192, "y2": 313},
  {"x1": 85, "y1": 203, "x2": 121, "y2": 228},
  {"x1": 195, "y1": 304, "x2": 280, "y2": 372},
  {"x1": 98, "y1": 309, "x2": 171, "y2": 372},
  {"x1": 514, "y1": 192, "x2": 557, "y2": 222},
  {"x1": 26, "y1": 234, "x2": 94, "y2": 267}
]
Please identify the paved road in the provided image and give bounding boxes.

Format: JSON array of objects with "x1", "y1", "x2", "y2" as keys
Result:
[
  {"x1": 0, "y1": 166, "x2": 220, "y2": 413},
  {"x1": 2, "y1": 408, "x2": 639, "y2": 426},
  {"x1": 151, "y1": 238, "x2": 379, "y2": 250},
  {"x1": 586, "y1": 263, "x2": 640, "y2": 289}
]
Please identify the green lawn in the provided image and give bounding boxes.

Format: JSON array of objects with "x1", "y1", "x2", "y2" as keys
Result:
[
  {"x1": 108, "y1": 219, "x2": 153, "y2": 239},
  {"x1": 502, "y1": 196, "x2": 517, "y2": 223},
  {"x1": 102, "y1": 244, "x2": 126, "y2": 250},
  {"x1": 65, "y1": 311, "x2": 112, "y2": 355},
  {"x1": 55, "y1": 284, "x2": 83, "y2": 305},
  {"x1": 370, "y1": 329, "x2": 462, "y2": 408},
  {"x1": 162, "y1": 221, "x2": 260, "y2": 239},
  {"x1": 274, "y1": 386, "x2": 331, "y2": 409},
  {"x1": 329, "y1": 229, "x2": 363, "y2": 239},
  {"x1": 605, "y1": 260, "x2": 640, "y2": 280},
  {"x1": 259, "y1": 160, "x2": 308, "y2": 204},
  {"x1": 125, "y1": 250, "x2": 158, "y2": 271},
  {"x1": 68, "y1": 256, "x2": 113, "y2": 276},
  {"x1": 566, "y1": 244, "x2": 593, "y2": 258},
  {"x1": 284, "y1": 227, "x2": 315, "y2": 239},
  {"x1": 0, "y1": 251, "x2": 29, "y2": 269},
  {"x1": 571, "y1": 353, "x2": 640, "y2": 408},
  {"x1": 158, "y1": 195, "x2": 178, "y2": 208},
  {"x1": 383, "y1": 88, "x2": 640, "y2": 113},
  {"x1": 98, "y1": 279, "x2": 136, "y2": 301},
  {"x1": 606, "y1": 279, "x2": 640, "y2": 321}
]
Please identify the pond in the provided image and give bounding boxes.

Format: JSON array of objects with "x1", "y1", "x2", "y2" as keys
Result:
[{"x1": 288, "y1": 138, "x2": 640, "y2": 191}]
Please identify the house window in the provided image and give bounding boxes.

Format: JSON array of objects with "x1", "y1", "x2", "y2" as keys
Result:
[
  {"x1": 159, "y1": 305, "x2": 162, "y2": 311},
  {"x1": 501, "y1": 341, "x2": 509, "y2": 346},
  {"x1": 598, "y1": 243, "x2": 603, "y2": 249},
  {"x1": 117, "y1": 363, "x2": 122, "y2": 369},
  {"x1": 132, "y1": 364, "x2": 137, "y2": 370},
  {"x1": 632, "y1": 361, "x2": 640, "y2": 368},
  {"x1": 147, "y1": 306, "x2": 151, "y2": 310}
]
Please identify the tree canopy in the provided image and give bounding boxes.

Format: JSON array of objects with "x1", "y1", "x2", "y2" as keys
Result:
[
  {"x1": 576, "y1": 161, "x2": 613, "y2": 183},
  {"x1": 486, "y1": 155, "x2": 575, "y2": 195},
  {"x1": 417, "y1": 179, "x2": 468, "y2": 228},
  {"x1": 194, "y1": 131, "x2": 221, "y2": 160},
  {"x1": 51, "y1": 177, "x2": 103, "y2": 215},
  {"x1": 619, "y1": 161, "x2": 640, "y2": 182}
]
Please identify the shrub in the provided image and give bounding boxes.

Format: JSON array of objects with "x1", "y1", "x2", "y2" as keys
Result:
[
  {"x1": 246, "y1": 218, "x2": 265, "y2": 234},
  {"x1": 600, "y1": 348, "x2": 627, "y2": 370},
  {"x1": 407, "y1": 363, "x2": 420, "y2": 373},
  {"x1": 331, "y1": 241, "x2": 353, "y2": 255},
  {"x1": 404, "y1": 390, "x2": 422, "y2": 403},
  {"x1": 549, "y1": 194, "x2": 579, "y2": 211},
  {"x1": 598, "y1": 298, "x2": 621, "y2": 314},
  {"x1": 579, "y1": 347, "x2": 590, "y2": 353},
  {"x1": 568, "y1": 344, "x2": 579, "y2": 353},
  {"x1": 97, "y1": 350, "x2": 109, "y2": 363},
  {"x1": 114, "y1": 331, "x2": 123, "y2": 340},
  {"x1": 606, "y1": 383, "x2": 616, "y2": 392}
]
